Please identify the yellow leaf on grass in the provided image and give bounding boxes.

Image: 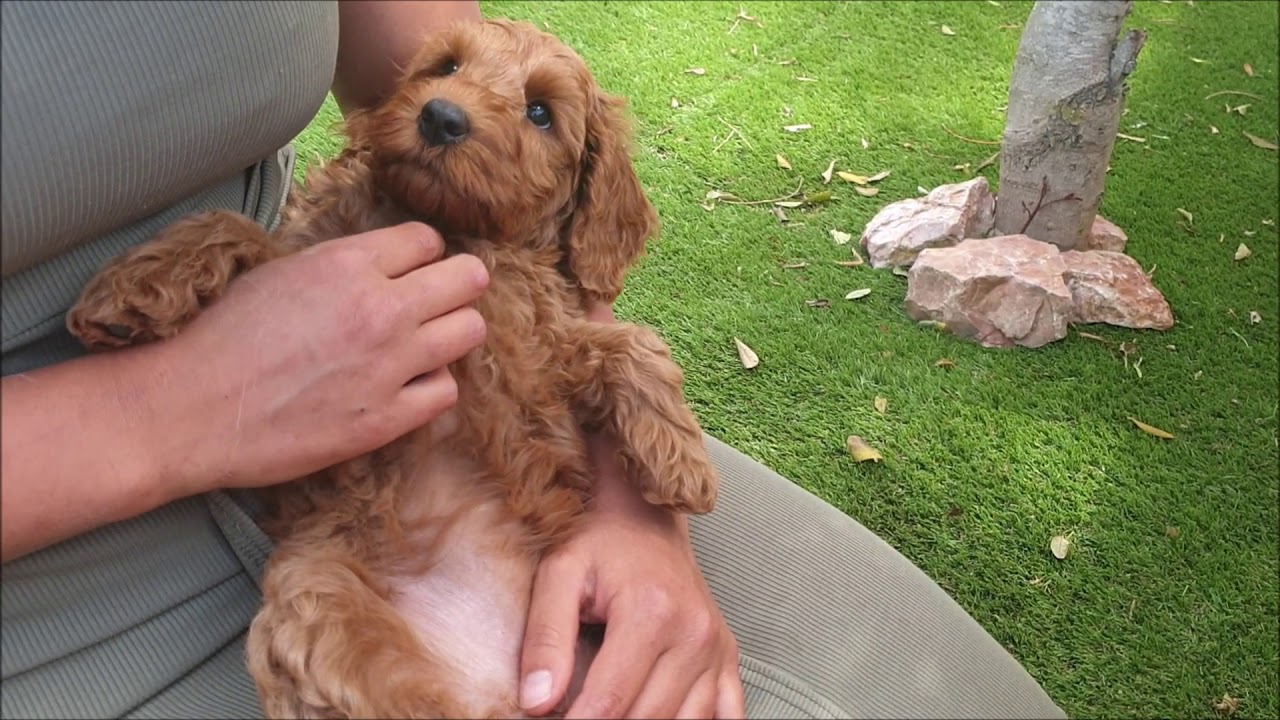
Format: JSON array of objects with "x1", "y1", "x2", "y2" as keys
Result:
[
  {"x1": 685, "y1": 67, "x2": 707, "y2": 76},
  {"x1": 1244, "y1": 63, "x2": 1255, "y2": 77},
  {"x1": 854, "y1": 186, "x2": 880, "y2": 197},
  {"x1": 1129, "y1": 416, "x2": 1175, "y2": 439},
  {"x1": 775, "y1": 200, "x2": 804, "y2": 209},
  {"x1": 868, "y1": 169, "x2": 892, "y2": 182},
  {"x1": 830, "y1": 229, "x2": 852, "y2": 245},
  {"x1": 1213, "y1": 694, "x2": 1240, "y2": 717},
  {"x1": 1249, "y1": 310, "x2": 1262, "y2": 324},
  {"x1": 845, "y1": 435, "x2": 883, "y2": 463},
  {"x1": 821, "y1": 159, "x2": 836, "y2": 184},
  {"x1": 940, "y1": 25, "x2": 956, "y2": 36},
  {"x1": 844, "y1": 288, "x2": 872, "y2": 300},
  {"x1": 1243, "y1": 131, "x2": 1279, "y2": 150},
  {"x1": 837, "y1": 171, "x2": 869, "y2": 185},
  {"x1": 1176, "y1": 207, "x2": 1194, "y2": 224},
  {"x1": 783, "y1": 123, "x2": 812, "y2": 133},
  {"x1": 733, "y1": 338, "x2": 759, "y2": 369},
  {"x1": 934, "y1": 358, "x2": 956, "y2": 369},
  {"x1": 776, "y1": 154, "x2": 792, "y2": 170},
  {"x1": 1234, "y1": 243, "x2": 1252, "y2": 261},
  {"x1": 1049, "y1": 535, "x2": 1072, "y2": 560},
  {"x1": 874, "y1": 396, "x2": 888, "y2": 414}
]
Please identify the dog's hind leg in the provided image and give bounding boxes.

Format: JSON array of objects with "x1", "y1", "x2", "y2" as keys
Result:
[
  {"x1": 563, "y1": 321, "x2": 719, "y2": 515},
  {"x1": 66, "y1": 210, "x2": 286, "y2": 350},
  {"x1": 246, "y1": 541, "x2": 470, "y2": 720}
]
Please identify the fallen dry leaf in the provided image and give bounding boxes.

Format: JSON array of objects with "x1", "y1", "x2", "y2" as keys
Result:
[
  {"x1": 1213, "y1": 694, "x2": 1240, "y2": 717},
  {"x1": 783, "y1": 123, "x2": 812, "y2": 133},
  {"x1": 844, "y1": 288, "x2": 872, "y2": 300},
  {"x1": 1166, "y1": 526, "x2": 1181, "y2": 539},
  {"x1": 795, "y1": 75, "x2": 818, "y2": 83},
  {"x1": 1076, "y1": 330, "x2": 1110, "y2": 343},
  {"x1": 776, "y1": 154, "x2": 792, "y2": 170},
  {"x1": 854, "y1": 186, "x2": 880, "y2": 197},
  {"x1": 1244, "y1": 63, "x2": 1255, "y2": 77},
  {"x1": 975, "y1": 152, "x2": 999, "y2": 172},
  {"x1": 771, "y1": 205, "x2": 788, "y2": 223},
  {"x1": 1234, "y1": 243, "x2": 1252, "y2": 261},
  {"x1": 860, "y1": 137, "x2": 870, "y2": 149},
  {"x1": 821, "y1": 159, "x2": 836, "y2": 184},
  {"x1": 1190, "y1": 57, "x2": 1207, "y2": 64},
  {"x1": 1249, "y1": 310, "x2": 1262, "y2": 324},
  {"x1": 1176, "y1": 207, "x2": 1194, "y2": 224},
  {"x1": 868, "y1": 169, "x2": 892, "y2": 182},
  {"x1": 893, "y1": 266, "x2": 911, "y2": 278},
  {"x1": 1129, "y1": 416, "x2": 1175, "y2": 439},
  {"x1": 805, "y1": 298, "x2": 831, "y2": 308},
  {"x1": 834, "y1": 259, "x2": 864, "y2": 268},
  {"x1": 845, "y1": 435, "x2": 884, "y2": 463},
  {"x1": 685, "y1": 67, "x2": 707, "y2": 76},
  {"x1": 940, "y1": 24, "x2": 956, "y2": 36},
  {"x1": 734, "y1": 338, "x2": 759, "y2": 369},
  {"x1": 1229, "y1": 103, "x2": 1250, "y2": 116},
  {"x1": 830, "y1": 229, "x2": 852, "y2": 245},
  {"x1": 934, "y1": 358, "x2": 956, "y2": 369},
  {"x1": 837, "y1": 171, "x2": 869, "y2": 185},
  {"x1": 782, "y1": 262, "x2": 808, "y2": 269},
  {"x1": 1243, "y1": 131, "x2": 1279, "y2": 150},
  {"x1": 874, "y1": 396, "x2": 888, "y2": 414},
  {"x1": 1210, "y1": 125, "x2": 1220, "y2": 134},
  {"x1": 1049, "y1": 535, "x2": 1072, "y2": 560},
  {"x1": 1117, "y1": 132, "x2": 1146, "y2": 143},
  {"x1": 775, "y1": 200, "x2": 804, "y2": 209}
]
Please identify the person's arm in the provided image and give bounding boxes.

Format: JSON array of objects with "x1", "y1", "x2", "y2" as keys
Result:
[
  {"x1": 1, "y1": 224, "x2": 488, "y2": 564},
  {"x1": 1, "y1": 343, "x2": 201, "y2": 562},
  {"x1": 332, "y1": 0, "x2": 482, "y2": 116}
]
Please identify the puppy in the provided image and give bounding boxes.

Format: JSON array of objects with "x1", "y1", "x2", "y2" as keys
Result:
[{"x1": 67, "y1": 19, "x2": 719, "y2": 719}]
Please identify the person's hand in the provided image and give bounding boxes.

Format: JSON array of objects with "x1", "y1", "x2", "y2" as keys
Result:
[
  {"x1": 158, "y1": 221, "x2": 488, "y2": 494},
  {"x1": 518, "y1": 433, "x2": 745, "y2": 719}
]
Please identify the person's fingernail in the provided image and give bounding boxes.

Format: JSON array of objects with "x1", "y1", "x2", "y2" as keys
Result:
[{"x1": 520, "y1": 670, "x2": 553, "y2": 709}]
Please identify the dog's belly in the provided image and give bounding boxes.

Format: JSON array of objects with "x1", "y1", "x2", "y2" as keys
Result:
[{"x1": 385, "y1": 443, "x2": 596, "y2": 717}]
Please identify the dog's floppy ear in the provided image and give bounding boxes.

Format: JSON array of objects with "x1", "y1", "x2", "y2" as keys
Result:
[{"x1": 564, "y1": 90, "x2": 659, "y2": 306}]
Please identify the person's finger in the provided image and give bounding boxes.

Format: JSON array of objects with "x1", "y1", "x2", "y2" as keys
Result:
[
  {"x1": 398, "y1": 253, "x2": 489, "y2": 323},
  {"x1": 565, "y1": 599, "x2": 666, "y2": 719},
  {"x1": 714, "y1": 661, "x2": 747, "y2": 720},
  {"x1": 396, "y1": 307, "x2": 486, "y2": 380},
  {"x1": 344, "y1": 222, "x2": 446, "y2": 278},
  {"x1": 391, "y1": 368, "x2": 460, "y2": 430},
  {"x1": 519, "y1": 552, "x2": 588, "y2": 716},
  {"x1": 673, "y1": 671, "x2": 719, "y2": 720},
  {"x1": 626, "y1": 659, "x2": 705, "y2": 719}
]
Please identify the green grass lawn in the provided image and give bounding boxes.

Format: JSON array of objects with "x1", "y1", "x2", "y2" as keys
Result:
[{"x1": 294, "y1": 2, "x2": 1279, "y2": 717}]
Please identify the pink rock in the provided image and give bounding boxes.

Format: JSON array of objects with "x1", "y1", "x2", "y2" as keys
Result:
[
  {"x1": 859, "y1": 177, "x2": 996, "y2": 269},
  {"x1": 1061, "y1": 250, "x2": 1174, "y2": 330},
  {"x1": 905, "y1": 235, "x2": 1072, "y2": 349},
  {"x1": 1082, "y1": 215, "x2": 1128, "y2": 253}
]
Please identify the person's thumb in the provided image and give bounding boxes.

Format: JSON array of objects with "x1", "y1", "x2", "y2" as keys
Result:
[{"x1": 519, "y1": 551, "x2": 587, "y2": 715}]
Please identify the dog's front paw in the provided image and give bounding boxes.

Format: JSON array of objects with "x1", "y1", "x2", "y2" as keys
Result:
[{"x1": 67, "y1": 210, "x2": 276, "y2": 350}]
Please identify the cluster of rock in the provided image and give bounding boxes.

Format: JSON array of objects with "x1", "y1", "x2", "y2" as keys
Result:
[{"x1": 858, "y1": 177, "x2": 1173, "y2": 349}]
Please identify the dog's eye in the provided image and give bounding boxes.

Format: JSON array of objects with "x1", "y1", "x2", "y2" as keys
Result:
[
  {"x1": 438, "y1": 58, "x2": 459, "y2": 76},
  {"x1": 526, "y1": 101, "x2": 552, "y2": 129}
]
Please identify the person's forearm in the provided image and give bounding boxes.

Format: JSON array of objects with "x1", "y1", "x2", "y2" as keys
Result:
[
  {"x1": 0, "y1": 344, "x2": 199, "y2": 563},
  {"x1": 333, "y1": 0, "x2": 482, "y2": 115}
]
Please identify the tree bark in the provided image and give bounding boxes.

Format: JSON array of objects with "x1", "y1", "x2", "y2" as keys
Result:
[{"x1": 993, "y1": 0, "x2": 1145, "y2": 250}]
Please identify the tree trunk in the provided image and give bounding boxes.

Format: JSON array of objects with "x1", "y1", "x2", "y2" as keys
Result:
[{"x1": 993, "y1": 0, "x2": 1145, "y2": 250}]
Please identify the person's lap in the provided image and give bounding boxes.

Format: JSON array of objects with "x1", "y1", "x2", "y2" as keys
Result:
[{"x1": 1, "y1": 432, "x2": 1065, "y2": 719}]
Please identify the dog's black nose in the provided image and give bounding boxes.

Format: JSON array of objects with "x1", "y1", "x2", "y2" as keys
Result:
[{"x1": 418, "y1": 99, "x2": 470, "y2": 145}]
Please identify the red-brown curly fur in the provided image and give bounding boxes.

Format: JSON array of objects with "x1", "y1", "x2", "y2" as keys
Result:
[{"x1": 66, "y1": 19, "x2": 718, "y2": 719}]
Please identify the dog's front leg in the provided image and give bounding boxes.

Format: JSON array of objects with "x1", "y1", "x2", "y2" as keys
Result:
[
  {"x1": 562, "y1": 321, "x2": 718, "y2": 514},
  {"x1": 66, "y1": 211, "x2": 286, "y2": 350}
]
